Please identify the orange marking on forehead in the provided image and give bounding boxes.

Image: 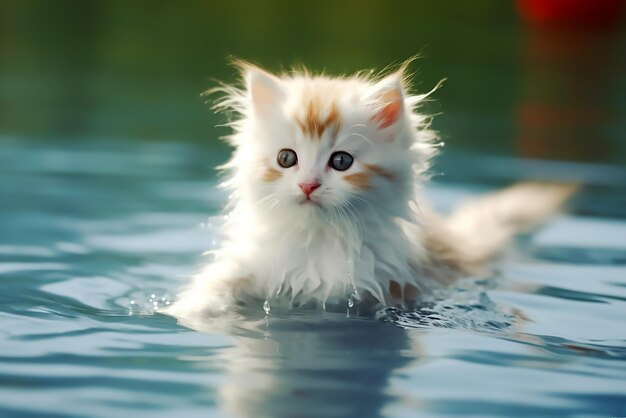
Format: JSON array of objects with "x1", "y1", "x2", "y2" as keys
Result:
[
  {"x1": 262, "y1": 166, "x2": 282, "y2": 182},
  {"x1": 343, "y1": 172, "x2": 372, "y2": 190},
  {"x1": 296, "y1": 99, "x2": 341, "y2": 140},
  {"x1": 364, "y1": 163, "x2": 395, "y2": 181}
]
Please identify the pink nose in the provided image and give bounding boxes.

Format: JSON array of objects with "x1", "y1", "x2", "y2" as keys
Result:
[{"x1": 299, "y1": 181, "x2": 321, "y2": 197}]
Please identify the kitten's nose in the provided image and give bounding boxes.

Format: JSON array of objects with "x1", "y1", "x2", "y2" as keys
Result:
[{"x1": 299, "y1": 181, "x2": 321, "y2": 198}]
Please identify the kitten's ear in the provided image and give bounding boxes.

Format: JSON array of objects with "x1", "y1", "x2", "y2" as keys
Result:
[
  {"x1": 244, "y1": 65, "x2": 285, "y2": 116},
  {"x1": 368, "y1": 73, "x2": 405, "y2": 130}
]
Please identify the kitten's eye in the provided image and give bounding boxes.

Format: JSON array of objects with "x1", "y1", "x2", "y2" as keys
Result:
[
  {"x1": 329, "y1": 151, "x2": 354, "y2": 171},
  {"x1": 277, "y1": 149, "x2": 297, "y2": 168}
]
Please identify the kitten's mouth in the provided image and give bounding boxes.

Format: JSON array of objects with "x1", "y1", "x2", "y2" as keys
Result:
[{"x1": 300, "y1": 197, "x2": 322, "y2": 208}]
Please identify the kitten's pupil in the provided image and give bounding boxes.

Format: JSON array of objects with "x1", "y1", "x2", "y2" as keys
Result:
[
  {"x1": 277, "y1": 149, "x2": 297, "y2": 168},
  {"x1": 329, "y1": 151, "x2": 354, "y2": 171}
]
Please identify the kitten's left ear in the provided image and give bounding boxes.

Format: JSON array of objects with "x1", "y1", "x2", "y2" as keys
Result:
[
  {"x1": 244, "y1": 65, "x2": 286, "y2": 117},
  {"x1": 368, "y1": 73, "x2": 406, "y2": 130}
]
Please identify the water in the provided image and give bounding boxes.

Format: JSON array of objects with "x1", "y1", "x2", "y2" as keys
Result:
[{"x1": 1, "y1": 137, "x2": 625, "y2": 417}]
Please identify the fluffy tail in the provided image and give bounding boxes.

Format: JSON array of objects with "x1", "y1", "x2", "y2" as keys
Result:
[{"x1": 424, "y1": 182, "x2": 578, "y2": 274}]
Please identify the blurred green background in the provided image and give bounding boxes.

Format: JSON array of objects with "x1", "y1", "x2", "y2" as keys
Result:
[{"x1": 1, "y1": 0, "x2": 625, "y2": 163}]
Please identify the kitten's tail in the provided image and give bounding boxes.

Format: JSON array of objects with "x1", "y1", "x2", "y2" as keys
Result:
[{"x1": 424, "y1": 182, "x2": 578, "y2": 274}]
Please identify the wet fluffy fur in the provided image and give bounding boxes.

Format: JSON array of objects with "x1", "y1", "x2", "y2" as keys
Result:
[{"x1": 167, "y1": 61, "x2": 575, "y2": 318}]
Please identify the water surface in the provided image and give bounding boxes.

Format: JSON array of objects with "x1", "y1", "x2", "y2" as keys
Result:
[{"x1": 1, "y1": 137, "x2": 625, "y2": 417}]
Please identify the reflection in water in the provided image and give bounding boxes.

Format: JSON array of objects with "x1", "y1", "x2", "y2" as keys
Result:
[
  {"x1": 174, "y1": 278, "x2": 532, "y2": 417},
  {"x1": 181, "y1": 310, "x2": 417, "y2": 418}
]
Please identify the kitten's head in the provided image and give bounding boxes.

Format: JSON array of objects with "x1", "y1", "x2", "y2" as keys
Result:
[{"x1": 218, "y1": 62, "x2": 438, "y2": 222}]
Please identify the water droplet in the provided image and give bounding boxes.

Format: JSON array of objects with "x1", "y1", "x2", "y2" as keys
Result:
[
  {"x1": 263, "y1": 300, "x2": 271, "y2": 315},
  {"x1": 348, "y1": 297, "x2": 354, "y2": 308},
  {"x1": 130, "y1": 300, "x2": 136, "y2": 305},
  {"x1": 150, "y1": 293, "x2": 156, "y2": 299}
]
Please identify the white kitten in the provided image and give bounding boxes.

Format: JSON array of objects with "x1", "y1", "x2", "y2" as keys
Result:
[{"x1": 167, "y1": 61, "x2": 575, "y2": 319}]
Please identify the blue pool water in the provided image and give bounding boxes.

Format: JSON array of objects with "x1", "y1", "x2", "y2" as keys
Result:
[{"x1": 1, "y1": 137, "x2": 626, "y2": 417}]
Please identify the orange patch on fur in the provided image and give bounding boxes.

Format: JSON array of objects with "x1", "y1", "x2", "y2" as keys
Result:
[
  {"x1": 343, "y1": 172, "x2": 372, "y2": 189},
  {"x1": 262, "y1": 166, "x2": 282, "y2": 182},
  {"x1": 296, "y1": 100, "x2": 341, "y2": 139},
  {"x1": 364, "y1": 163, "x2": 395, "y2": 181}
]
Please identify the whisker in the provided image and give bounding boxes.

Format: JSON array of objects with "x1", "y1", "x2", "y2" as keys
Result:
[
  {"x1": 343, "y1": 201, "x2": 365, "y2": 234},
  {"x1": 345, "y1": 123, "x2": 366, "y2": 133},
  {"x1": 340, "y1": 201, "x2": 365, "y2": 236},
  {"x1": 257, "y1": 193, "x2": 282, "y2": 214},
  {"x1": 344, "y1": 132, "x2": 374, "y2": 147},
  {"x1": 352, "y1": 195, "x2": 382, "y2": 213}
]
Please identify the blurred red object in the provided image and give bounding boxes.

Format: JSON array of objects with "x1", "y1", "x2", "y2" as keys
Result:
[
  {"x1": 517, "y1": 0, "x2": 625, "y2": 27},
  {"x1": 515, "y1": 0, "x2": 623, "y2": 162}
]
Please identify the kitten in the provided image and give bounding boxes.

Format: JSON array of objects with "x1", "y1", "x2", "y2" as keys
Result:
[{"x1": 166, "y1": 61, "x2": 575, "y2": 319}]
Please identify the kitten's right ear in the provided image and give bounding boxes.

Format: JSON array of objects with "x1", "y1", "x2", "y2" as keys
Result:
[
  {"x1": 368, "y1": 73, "x2": 406, "y2": 131},
  {"x1": 244, "y1": 65, "x2": 285, "y2": 116}
]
